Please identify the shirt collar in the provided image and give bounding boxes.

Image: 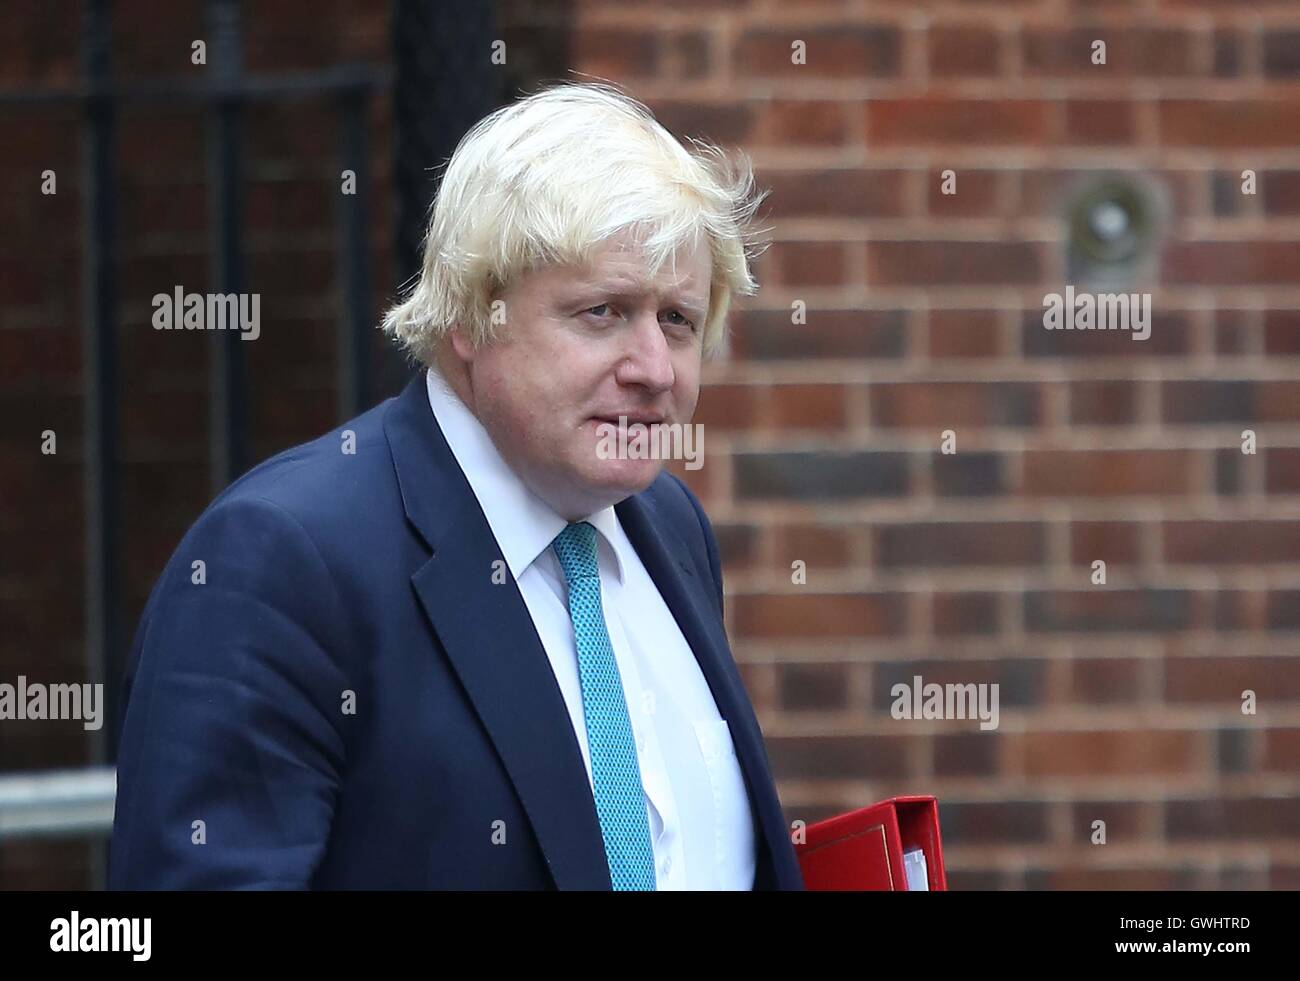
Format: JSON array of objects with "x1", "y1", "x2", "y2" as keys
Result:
[{"x1": 425, "y1": 369, "x2": 626, "y2": 583}]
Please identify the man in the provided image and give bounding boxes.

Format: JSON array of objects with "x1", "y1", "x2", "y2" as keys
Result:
[{"x1": 109, "y1": 82, "x2": 803, "y2": 890}]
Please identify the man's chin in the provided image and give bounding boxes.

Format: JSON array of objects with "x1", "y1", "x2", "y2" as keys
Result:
[{"x1": 581, "y1": 458, "x2": 664, "y2": 501}]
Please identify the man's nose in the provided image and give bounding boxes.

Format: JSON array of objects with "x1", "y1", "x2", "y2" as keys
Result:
[{"x1": 615, "y1": 312, "x2": 676, "y2": 393}]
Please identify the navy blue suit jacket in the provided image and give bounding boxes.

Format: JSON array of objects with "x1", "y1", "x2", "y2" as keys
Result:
[{"x1": 109, "y1": 370, "x2": 804, "y2": 890}]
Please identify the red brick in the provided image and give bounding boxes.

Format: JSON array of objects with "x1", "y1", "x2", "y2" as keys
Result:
[
  {"x1": 1261, "y1": 170, "x2": 1300, "y2": 215},
  {"x1": 765, "y1": 240, "x2": 848, "y2": 288},
  {"x1": 769, "y1": 384, "x2": 849, "y2": 430},
  {"x1": 1263, "y1": 29, "x2": 1300, "y2": 78},
  {"x1": 0, "y1": 328, "x2": 81, "y2": 380},
  {"x1": 772, "y1": 522, "x2": 854, "y2": 568},
  {"x1": 927, "y1": 170, "x2": 1001, "y2": 217},
  {"x1": 779, "y1": 663, "x2": 851, "y2": 711},
  {"x1": 928, "y1": 26, "x2": 1002, "y2": 78},
  {"x1": 875, "y1": 522, "x2": 1046, "y2": 568},
  {"x1": 1265, "y1": 449, "x2": 1300, "y2": 493},
  {"x1": 1215, "y1": 308, "x2": 1252, "y2": 355},
  {"x1": 763, "y1": 100, "x2": 850, "y2": 146},
  {"x1": 245, "y1": 249, "x2": 336, "y2": 294},
  {"x1": 1265, "y1": 310, "x2": 1300, "y2": 355},
  {"x1": 1161, "y1": 100, "x2": 1300, "y2": 147},
  {"x1": 1263, "y1": 729, "x2": 1300, "y2": 770},
  {"x1": 1163, "y1": 242, "x2": 1300, "y2": 285},
  {"x1": 867, "y1": 241, "x2": 1042, "y2": 286},
  {"x1": 1066, "y1": 659, "x2": 1143, "y2": 705},
  {"x1": 766, "y1": 735, "x2": 909, "y2": 780},
  {"x1": 1069, "y1": 380, "x2": 1138, "y2": 425},
  {"x1": 1160, "y1": 380, "x2": 1251, "y2": 424},
  {"x1": 762, "y1": 169, "x2": 908, "y2": 219},
  {"x1": 1023, "y1": 309, "x2": 1192, "y2": 358},
  {"x1": 246, "y1": 103, "x2": 338, "y2": 163},
  {"x1": 1257, "y1": 382, "x2": 1300, "y2": 422},
  {"x1": 933, "y1": 733, "x2": 999, "y2": 776},
  {"x1": 245, "y1": 180, "x2": 337, "y2": 233},
  {"x1": 572, "y1": 27, "x2": 659, "y2": 79},
  {"x1": 0, "y1": 111, "x2": 80, "y2": 169},
  {"x1": 867, "y1": 99, "x2": 1054, "y2": 146},
  {"x1": 1022, "y1": 450, "x2": 1192, "y2": 497},
  {"x1": 941, "y1": 801, "x2": 1050, "y2": 844},
  {"x1": 692, "y1": 383, "x2": 761, "y2": 431},
  {"x1": 1213, "y1": 27, "x2": 1243, "y2": 77},
  {"x1": 116, "y1": 111, "x2": 206, "y2": 177},
  {"x1": 1064, "y1": 100, "x2": 1138, "y2": 145},
  {"x1": 731, "y1": 592, "x2": 906, "y2": 639},
  {"x1": 663, "y1": 30, "x2": 712, "y2": 81},
  {"x1": 1166, "y1": 657, "x2": 1300, "y2": 702},
  {"x1": 728, "y1": 308, "x2": 906, "y2": 361},
  {"x1": 871, "y1": 381, "x2": 1040, "y2": 428},
  {"x1": 1024, "y1": 589, "x2": 1192, "y2": 632},
  {"x1": 713, "y1": 523, "x2": 759, "y2": 571},
  {"x1": 1168, "y1": 797, "x2": 1300, "y2": 841},
  {"x1": 1023, "y1": 730, "x2": 1200, "y2": 776},
  {"x1": 650, "y1": 100, "x2": 756, "y2": 145},
  {"x1": 932, "y1": 591, "x2": 999, "y2": 636},
  {"x1": 928, "y1": 309, "x2": 1001, "y2": 358},
  {"x1": 1070, "y1": 521, "x2": 1141, "y2": 565},
  {"x1": 1069, "y1": 800, "x2": 1146, "y2": 840},
  {"x1": 736, "y1": 26, "x2": 901, "y2": 80},
  {"x1": 1165, "y1": 520, "x2": 1300, "y2": 564},
  {"x1": 1023, "y1": 27, "x2": 1200, "y2": 77}
]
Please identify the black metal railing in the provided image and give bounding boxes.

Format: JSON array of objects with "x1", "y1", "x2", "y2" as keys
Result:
[{"x1": 0, "y1": 0, "x2": 501, "y2": 887}]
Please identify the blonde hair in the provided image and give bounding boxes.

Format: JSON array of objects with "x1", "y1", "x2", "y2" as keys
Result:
[{"x1": 381, "y1": 80, "x2": 769, "y2": 366}]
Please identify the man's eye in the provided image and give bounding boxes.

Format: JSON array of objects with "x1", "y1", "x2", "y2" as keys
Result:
[
  {"x1": 664, "y1": 310, "x2": 696, "y2": 331},
  {"x1": 586, "y1": 303, "x2": 612, "y2": 318}
]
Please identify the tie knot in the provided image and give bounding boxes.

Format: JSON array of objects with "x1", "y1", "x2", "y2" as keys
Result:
[{"x1": 552, "y1": 521, "x2": 600, "y2": 583}]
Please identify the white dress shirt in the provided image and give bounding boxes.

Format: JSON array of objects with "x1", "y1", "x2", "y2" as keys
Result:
[{"x1": 426, "y1": 369, "x2": 756, "y2": 890}]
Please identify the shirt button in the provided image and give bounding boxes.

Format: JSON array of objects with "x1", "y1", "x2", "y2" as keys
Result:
[
  {"x1": 636, "y1": 735, "x2": 646, "y2": 753},
  {"x1": 661, "y1": 857, "x2": 672, "y2": 876}
]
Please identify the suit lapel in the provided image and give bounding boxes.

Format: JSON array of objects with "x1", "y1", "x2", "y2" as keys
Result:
[
  {"x1": 616, "y1": 491, "x2": 792, "y2": 890},
  {"x1": 385, "y1": 372, "x2": 611, "y2": 890}
]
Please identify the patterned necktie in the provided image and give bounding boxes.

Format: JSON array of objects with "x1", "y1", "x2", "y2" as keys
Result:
[{"x1": 551, "y1": 521, "x2": 657, "y2": 891}]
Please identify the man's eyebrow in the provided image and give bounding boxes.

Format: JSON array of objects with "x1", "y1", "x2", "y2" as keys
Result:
[{"x1": 581, "y1": 277, "x2": 708, "y2": 316}]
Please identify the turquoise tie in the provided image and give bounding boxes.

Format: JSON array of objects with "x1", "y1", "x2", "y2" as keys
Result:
[{"x1": 551, "y1": 521, "x2": 657, "y2": 891}]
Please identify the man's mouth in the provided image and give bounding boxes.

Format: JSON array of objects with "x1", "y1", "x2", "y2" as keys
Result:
[{"x1": 592, "y1": 413, "x2": 665, "y2": 426}]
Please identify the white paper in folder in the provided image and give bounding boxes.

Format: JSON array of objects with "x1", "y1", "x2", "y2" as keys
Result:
[{"x1": 903, "y1": 847, "x2": 929, "y2": 891}]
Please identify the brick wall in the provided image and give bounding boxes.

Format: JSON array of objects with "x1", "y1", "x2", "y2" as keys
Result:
[
  {"x1": 3, "y1": 0, "x2": 1299, "y2": 889},
  {"x1": 514, "y1": 0, "x2": 1300, "y2": 889}
]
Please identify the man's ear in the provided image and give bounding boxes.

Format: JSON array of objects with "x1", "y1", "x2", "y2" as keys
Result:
[{"x1": 448, "y1": 325, "x2": 476, "y2": 363}]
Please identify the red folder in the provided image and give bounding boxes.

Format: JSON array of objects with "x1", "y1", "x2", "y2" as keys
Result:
[{"x1": 794, "y1": 795, "x2": 947, "y2": 891}]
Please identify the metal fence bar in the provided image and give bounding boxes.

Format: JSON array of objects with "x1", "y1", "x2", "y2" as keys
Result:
[
  {"x1": 206, "y1": 0, "x2": 248, "y2": 491},
  {"x1": 0, "y1": 768, "x2": 116, "y2": 840},
  {"x1": 337, "y1": 89, "x2": 372, "y2": 419},
  {"x1": 389, "y1": 0, "x2": 501, "y2": 396},
  {"x1": 0, "y1": 66, "x2": 390, "y2": 107},
  {"x1": 80, "y1": 0, "x2": 118, "y2": 769}
]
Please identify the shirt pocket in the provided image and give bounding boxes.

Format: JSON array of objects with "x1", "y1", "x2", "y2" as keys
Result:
[{"x1": 692, "y1": 719, "x2": 755, "y2": 889}]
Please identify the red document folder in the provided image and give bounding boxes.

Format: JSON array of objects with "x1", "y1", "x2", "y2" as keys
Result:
[{"x1": 794, "y1": 795, "x2": 947, "y2": 891}]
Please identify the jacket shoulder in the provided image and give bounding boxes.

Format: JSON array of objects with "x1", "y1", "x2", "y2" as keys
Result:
[{"x1": 639, "y1": 471, "x2": 725, "y2": 615}]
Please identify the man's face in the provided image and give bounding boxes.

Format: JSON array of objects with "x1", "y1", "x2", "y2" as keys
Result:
[{"x1": 449, "y1": 233, "x2": 711, "y2": 520}]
